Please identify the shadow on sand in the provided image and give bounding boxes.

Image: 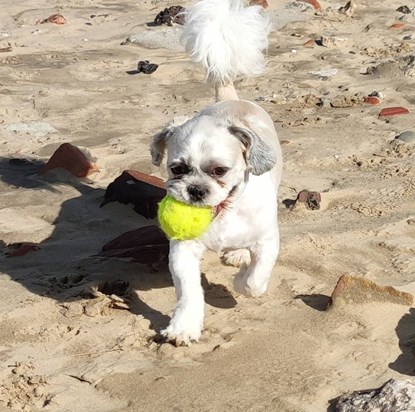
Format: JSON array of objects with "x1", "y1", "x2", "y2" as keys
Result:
[{"x1": 0, "y1": 156, "x2": 237, "y2": 335}]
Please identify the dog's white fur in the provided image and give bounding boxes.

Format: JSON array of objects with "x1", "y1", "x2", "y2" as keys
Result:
[{"x1": 151, "y1": 0, "x2": 283, "y2": 345}]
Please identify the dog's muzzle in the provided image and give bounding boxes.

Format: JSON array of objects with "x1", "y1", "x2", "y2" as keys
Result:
[{"x1": 187, "y1": 185, "x2": 209, "y2": 202}]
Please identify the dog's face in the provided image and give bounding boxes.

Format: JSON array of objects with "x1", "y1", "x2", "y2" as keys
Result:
[{"x1": 151, "y1": 115, "x2": 276, "y2": 207}]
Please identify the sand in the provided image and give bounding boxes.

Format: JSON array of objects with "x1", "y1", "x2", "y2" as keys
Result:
[{"x1": 1, "y1": 0, "x2": 415, "y2": 410}]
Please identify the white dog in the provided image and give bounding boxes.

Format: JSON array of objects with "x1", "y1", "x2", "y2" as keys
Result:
[{"x1": 151, "y1": 0, "x2": 283, "y2": 345}]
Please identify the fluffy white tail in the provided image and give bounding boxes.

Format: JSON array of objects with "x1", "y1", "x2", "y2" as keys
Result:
[{"x1": 181, "y1": 0, "x2": 270, "y2": 97}]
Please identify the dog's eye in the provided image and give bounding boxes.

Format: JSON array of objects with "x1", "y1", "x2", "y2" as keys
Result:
[
  {"x1": 171, "y1": 165, "x2": 190, "y2": 175},
  {"x1": 211, "y1": 167, "x2": 228, "y2": 177}
]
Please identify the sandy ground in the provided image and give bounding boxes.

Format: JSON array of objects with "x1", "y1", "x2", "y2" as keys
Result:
[{"x1": 1, "y1": 0, "x2": 415, "y2": 410}]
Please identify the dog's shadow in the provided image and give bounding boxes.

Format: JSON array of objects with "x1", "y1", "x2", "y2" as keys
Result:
[
  {"x1": 389, "y1": 307, "x2": 415, "y2": 376},
  {"x1": 0, "y1": 157, "x2": 237, "y2": 334}
]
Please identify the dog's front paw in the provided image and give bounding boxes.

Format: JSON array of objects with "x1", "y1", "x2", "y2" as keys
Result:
[
  {"x1": 161, "y1": 322, "x2": 202, "y2": 346},
  {"x1": 220, "y1": 249, "x2": 251, "y2": 267}
]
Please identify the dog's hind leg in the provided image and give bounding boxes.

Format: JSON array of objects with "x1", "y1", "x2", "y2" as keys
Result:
[{"x1": 233, "y1": 235, "x2": 279, "y2": 297}]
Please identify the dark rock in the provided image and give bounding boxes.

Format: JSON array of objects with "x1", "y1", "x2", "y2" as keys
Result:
[
  {"x1": 296, "y1": 189, "x2": 321, "y2": 210},
  {"x1": 396, "y1": 5, "x2": 412, "y2": 14},
  {"x1": 331, "y1": 379, "x2": 415, "y2": 411},
  {"x1": 154, "y1": 6, "x2": 185, "y2": 26},
  {"x1": 137, "y1": 60, "x2": 158, "y2": 74},
  {"x1": 6, "y1": 243, "x2": 40, "y2": 257},
  {"x1": 101, "y1": 170, "x2": 166, "y2": 219},
  {"x1": 99, "y1": 225, "x2": 169, "y2": 266}
]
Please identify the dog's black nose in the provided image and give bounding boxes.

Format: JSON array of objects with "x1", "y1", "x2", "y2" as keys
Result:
[{"x1": 188, "y1": 185, "x2": 208, "y2": 201}]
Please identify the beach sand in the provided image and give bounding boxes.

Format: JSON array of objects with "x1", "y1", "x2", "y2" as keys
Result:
[{"x1": 1, "y1": 0, "x2": 415, "y2": 410}]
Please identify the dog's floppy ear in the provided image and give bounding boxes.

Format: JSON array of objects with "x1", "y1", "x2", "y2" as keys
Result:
[
  {"x1": 150, "y1": 126, "x2": 175, "y2": 166},
  {"x1": 229, "y1": 125, "x2": 276, "y2": 175}
]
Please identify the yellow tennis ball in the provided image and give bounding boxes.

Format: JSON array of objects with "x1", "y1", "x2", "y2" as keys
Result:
[{"x1": 158, "y1": 195, "x2": 213, "y2": 240}]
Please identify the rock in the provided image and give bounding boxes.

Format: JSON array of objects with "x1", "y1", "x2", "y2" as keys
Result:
[
  {"x1": 396, "y1": 131, "x2": 415, "y2": 144},
  {"x1": 288, "y1": 189, "x2": 321, "y2": 211},
  {"x1": 332, "y1": 379, "x2": 415, "y2": 411},
  {"x1": 38, "y1": 14, "x2": 67, "y2": 25},
  {"x1": 396, "y1": 5, "x2": 412, "y2": 14},
  {"x1": 153, "y1": 6, "x2": 185, "y2": 26},
  {"x1": 363, "y1": 96, "x2": 382, "y2": 105},
  {"x1": 39, "y1": 143, "x2": 99, "y2": 178},
  {"x1": 303, "y1": 39, "x2": 316, "y2": 48},
  {"x1": 100, "y1": 225, "x2": 169, "y2": 266},
  {"x1": 329, "y1": 274, "x2": 414, "y2": 307},
  {"x1": 5, "y1": 121, "x2": 57, "y2": 137},
  {"x1": 101, "y1": 170, "x2": 166, "y2": 219},
  {"x1": 390, "y1": 22, "x2": 405, "y2": 29},
  {"x1": 6, "y1": 242, "x2": 40, "y2": 257},
  {"x1": 379, "y1": 107, "x2": 410, "y2": 117}
]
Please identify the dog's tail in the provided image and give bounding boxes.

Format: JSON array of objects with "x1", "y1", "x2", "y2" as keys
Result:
[{"x1": 181, "y1": 0, "x2": 270, "y2": 102}]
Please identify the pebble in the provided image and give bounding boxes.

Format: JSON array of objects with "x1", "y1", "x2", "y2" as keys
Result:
[
  {"x1": 390, "y1": 22, "x2": 405, "y2": 29},
  {"x1": 379, "y1": 107, "x2": 410, "y2": 117},
  {"x1": 333, "y1": 379, "x2": 415, "y2": 411},
  {"x1": 396, "y1": 130, "x2": 415, "y2": 143},
  {"x1": 303, "y1": 39, "x2": 315, "y2": 48},
  {"x1": 403, "y1": 34, "x2": 413, "y2": 40},
  {"x1": 363, "y1": 96, "x2": 382, "y2": 105},
  {"x1": 396, "y1": 5, "x2": 412, "y2": 14}
]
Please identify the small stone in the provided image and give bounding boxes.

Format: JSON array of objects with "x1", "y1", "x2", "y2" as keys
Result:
[
  {"x1": 396, "y1": 130, "x2": 415, "y2": 144},
  {"x1": 329, "y1": 274, "x2": 414, "y2": 307},
  {"x1": 363, "y1": 96, "x2": 382, "y2": 105},
  {"x1": 390, "y1": 22, "x2": 405, "y2": 29},
  {"x1": 38, "y1": 14, "x2": 67, "y2": 25},
  {"x1": 396, "y1": 5, "x2": 412, "y2": 14},
  {"x1": 403, "y1": 34, "x2": 413, "y2": 40},
  {"x1": 332, "y1": 379, "x2": 415, "y2": 411},
  {"x1": 379, "y1": 107, "x2": 410, "y2": 117},
  {"x1": 303, "y1": 39, "x2": 315, "y2": 48},
  {"x1": 40, "y1": 143, "x2": 99, "y2": 178}
]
